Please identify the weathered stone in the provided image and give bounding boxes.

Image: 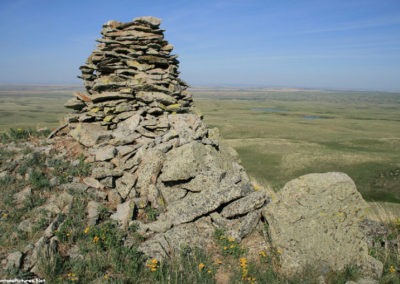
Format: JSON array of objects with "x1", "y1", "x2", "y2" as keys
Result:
[
  {"x1": 133, "y1": 16, "x2": 161, "y2": 27},
  {"x1": 70, "y1": 123, "x2": 112, "y2": 147},
  {"x1": 111, "y1": 199, "x2": 135, "y2": 228},
  {"x1": 262, "y1": 172, "x2": 383, "y2": 279},
  {"x1": 18, "y1": 219, "x2": 34, "y2": 233},
  {"x1": 136, "y1": 91, "x2": 176, "y2": 105},
  {"x1": 65, "y1": 97, "x2": 86, "y2": 110},
  {"x1": 138, "y1": 217, "x2": 215, "y2": 260},
  {"x1": 95, "y1": 145, "x2": 117, "y2": 161},
  {"x1": 221, "y1": 190, "x2": 268, "y2": 218},
  {"x1": 13, "y1": 186, "x2": 32, "y2": 206},
  {"x1": 83, "y1": 177, "x2": 104, "y2": 189},
  {"x1": 87, "y1": 201, "x2": 101, "y2": 226},
  {"x1": 181, "y1": 172, "x2": 222, "y2": 193},
  {"x1": 4, "y1": 251, "x2": 23, "y2": 270},
  {"x1": 112, "y1": 113, "x2": 141, "y2": 139},
  {"x1": 115, "y1": 172, "x2": 137, "y2": 200},
  {"x1": 135, "y1": 149, "x2": 165, "y2": 196},
  {"x1": 92, "y1": 164, "x2": 123, "y2": 179},
  {"x1": 99, "y1": 176, "x2": 115, "y2": 188},
  {"x1": 159, "y1": 142, "x2": 208, "y2": 182}
]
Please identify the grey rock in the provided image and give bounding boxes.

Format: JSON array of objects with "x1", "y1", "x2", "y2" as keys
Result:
[
  {"x1": 87, "y1": 201, "x2": 101, "y2": 226},
  {"x1": 64, "y1": 97, "x2": 86, "y2": 110},
  {"x1": 137, "y1": 91, "x2": 176, "y2": 105},
  {"x1": 138, "y1": 217, "x2": 215, "y2": 260},
  {"x1": 262, "y1": 172, "x2": 383, "y2": 279},
  {"x1": 18, "y1": 219, "x2": 34, "y2": 233},
  {"x1": 111, "y1": 199, "x2": 135, "y2": 228},
  {"x1": 133, "y1": 16, "x2": 162, "y2": 27},
  {"x1": 113, "y1": 113, "x2": 141, "y2": 139},
  {"x1": 4, "y1": 251, "x2": 23, "y2": 270},
  {"x1": 159, "y1": 142, "x2": 208, "y2": 182},
  {"x1": 83, "y1": 177, "x2": 104, "y2": 189},
  {"x1": 107, "y1": 189, "x2": 122, "y2": 207},
  {"x1": 70, "y1": 123, "x2": 112, "y2": 147},
  {"x1": 211, "y1": 210, "x2": 262, "y2": 242},
  {"x1": 115, "y1": 172, "x2": 137, "y2": 200},
  {"x1": 59, "y1": 182, "x2": 89, "y2": 193},
  {"x1": 221, "y1": 190, "x2": 268, "y2": 218},
  {"x1": 159, "y1": 181, "x2": 250, "y2": 227},
  {"x1": 39, "y1": 192, "x2": 73, "y2": 214},
  {"x1": 99, "y1": 176, "x2": 115, "y2": 188},
  {"x1": 181, "y1": 172, "x2": 222, "y2": 192},
  {"x1": 92, "y1": 164, "x2": 123, "y2": 179},
  {"x1": 95, "y1": 145, "x2": 117, "y2": 161},
  {"x1": 159, "y1": 185, "x2": 187, "y2": 205},
  {"x1": 135, "y1": 149, "x2": 165, "y2": 196},
  {"x1": 13, "y1": 186, "x2": 32, "y2": 206}
]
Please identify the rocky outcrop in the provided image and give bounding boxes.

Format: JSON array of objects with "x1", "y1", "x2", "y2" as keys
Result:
[
  {"x1": 61, "y1": 16, "x2": 268, "y2": 259},
  {"x1": 263, "y1": 172, "x2": 383, "y2": 279}
]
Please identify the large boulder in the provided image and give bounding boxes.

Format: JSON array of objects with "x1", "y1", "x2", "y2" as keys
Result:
[{"x1": 263, "y1": 172, "x2": 383, "y2": 279}]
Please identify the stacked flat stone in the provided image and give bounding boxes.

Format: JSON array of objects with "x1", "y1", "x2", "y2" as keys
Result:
[
  {"x1": 65, "y1": 16, "x2": 192, "y2": 128},
  {"x1": 64, "y1": 17, "x2": 269, "y2": 260}
]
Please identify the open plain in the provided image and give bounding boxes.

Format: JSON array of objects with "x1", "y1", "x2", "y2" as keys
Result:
[{"x1": 1, "y1": 85, "x2": 399, "y2": 204}]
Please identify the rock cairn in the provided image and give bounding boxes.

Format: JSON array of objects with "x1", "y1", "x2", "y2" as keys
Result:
[{"x1": 64, "y1": 16, "x2": 269, "y2": 259}]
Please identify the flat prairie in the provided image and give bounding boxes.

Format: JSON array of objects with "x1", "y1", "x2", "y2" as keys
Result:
[
  {"x1": 1, "y1": 86, "x2": 399, "y2": 205},
  {"x1": 192, "y1": 88, "x2": 400, "y2": 204}
]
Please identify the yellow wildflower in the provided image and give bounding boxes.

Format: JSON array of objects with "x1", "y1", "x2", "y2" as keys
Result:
[
  {"x1": 215, "y1": 259, "x2": 223, "y2": 265},
  {"x1": 66, "y1": 272, "x2": 78, "y2": 281},
  {"x1": 223, "y1": 246, "x2": 228, "y2": 250},
  {"x1": 240, "y1": 258, "x2": 248, "y2": 279},
  {"x1": 230, "y1": 244, "x2": 236, "y2": 249},
  {"x1": 93, "y1": 236, "x2": 100, "y2": 244},
  {"x1": 84, "y1": 226, "x2": 90, "y2": 234},
  {"x1": 259, "y1": 250, "x2": 267, "y2": 258},
  {"x1": 207, "y1": 269, "x2": 212, "y2": 274},
  {"x1": 198, "y1": 262, "x2": 205, "y2": 271},
  {"x1": 389, "y1": 265, "x2": 396, "y2": 273},
  {"x1": 227, "y1": 236, "x2": 235, "y2": 242},
  {"x1": 146, "y1": 259, "x2": 159, "y2": 272}
]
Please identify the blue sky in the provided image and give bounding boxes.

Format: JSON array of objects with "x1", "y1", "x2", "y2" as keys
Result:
[{"x1": 0, "y1": 0, "x2": 399, "y2": 91}]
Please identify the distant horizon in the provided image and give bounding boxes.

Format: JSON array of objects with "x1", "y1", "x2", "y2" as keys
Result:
[
  {"x1": 0, "y1": 0, "x2": 399, "y2": 93},
  {"x1": 0, "y1": 82, "x2": 399, "y2": 93}
]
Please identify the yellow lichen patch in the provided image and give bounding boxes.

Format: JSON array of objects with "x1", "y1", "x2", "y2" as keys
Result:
[
  {"x1": 103, "y1": 115, "x2": 115, "y2": 122},
  {"x1": 90, "y1": 107, "x2": 101, "y2": 113},
  {"x1": 166, "y1": 104, "x2": 181, "y2": 112}
]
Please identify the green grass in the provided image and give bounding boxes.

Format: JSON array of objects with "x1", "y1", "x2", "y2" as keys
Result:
[{"x1": 193, "y1": 89, "x2": 400, "y2": 203}]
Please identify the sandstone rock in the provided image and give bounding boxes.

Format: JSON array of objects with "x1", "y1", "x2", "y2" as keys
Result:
[{"x1": 262, "y1": 172, "x2": 383, "y2": 279}]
